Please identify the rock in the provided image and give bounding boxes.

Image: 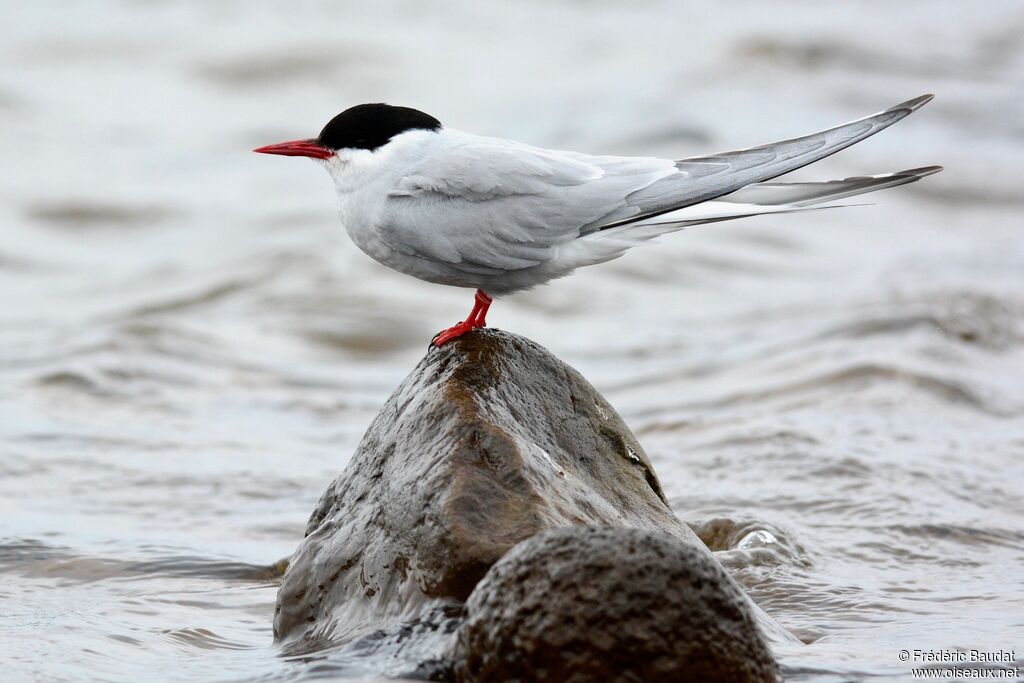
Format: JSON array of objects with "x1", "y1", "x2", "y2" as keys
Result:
[
  {"x1": 273, "y1": 328, "x2": 788, "y2": 675},
  {"x1": 451, "y1": 526, "x2": 780, "y2": 683},
  {"x1": 275, "y1": 329, "x2": 696, "y2": 646}
]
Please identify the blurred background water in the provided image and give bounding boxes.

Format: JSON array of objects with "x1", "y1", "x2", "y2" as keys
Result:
[{"x1": 1, "y1": 1, "x2": 1023, "y2": 681}]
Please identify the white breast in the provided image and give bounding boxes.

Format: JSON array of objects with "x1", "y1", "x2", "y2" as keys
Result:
[{"x1": 325, "y1": 129, "x2": 461, "y2": 280}]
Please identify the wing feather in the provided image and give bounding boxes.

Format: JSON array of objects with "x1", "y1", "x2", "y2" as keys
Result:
[
  {"x1": 598, "y1": 94, "x2": 934, "y2": 229},
  {"x1": 376, "y1": 95, "x2": 934, "y2": 276},
  {"x1": 378, "y1": 141, "x2": 671, "y2": 272}
]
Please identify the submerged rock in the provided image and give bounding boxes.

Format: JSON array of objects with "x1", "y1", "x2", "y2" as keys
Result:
[
  {"x1": 273, "y1": 329, "x2": 784, "y2": 678},
  {"x1": 452, "y1": 527, "x2": 779, "y2": 682}
]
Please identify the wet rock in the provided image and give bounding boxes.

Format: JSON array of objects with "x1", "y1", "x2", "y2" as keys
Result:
[
  {"x1": 274, "y1": 329, "x2": 699, "y2": 647},
  {"x1": 274, "y1": 328, "x2": 787, "y2": 675},
  {"x1": 452, "y1": 527, "x2": 780, "y2": 683}
]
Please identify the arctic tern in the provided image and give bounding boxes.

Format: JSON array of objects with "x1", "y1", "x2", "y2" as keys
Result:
[{"x1": 255, "y1": 95, "x2": 939, "y2": 346}]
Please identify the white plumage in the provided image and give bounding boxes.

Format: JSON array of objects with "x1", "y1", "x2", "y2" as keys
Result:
[{"x1": 256, "y1": 95, "x2": 939, "y2": 344}]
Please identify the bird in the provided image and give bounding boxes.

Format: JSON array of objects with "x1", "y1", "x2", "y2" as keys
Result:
[{"x1": 254, "y1": 95, "x2": 940, "y2": 346}]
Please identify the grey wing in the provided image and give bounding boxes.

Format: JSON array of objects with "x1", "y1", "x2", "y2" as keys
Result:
[
  {"x1": 597, "y1": 94, "x2": 935, "y2": 230},
  {"x1": 375, "y1": 94, "x2": 933, "y2": 274},
  {"x1": 378, "y1": 141, "x2": 672, "y2": 274}
]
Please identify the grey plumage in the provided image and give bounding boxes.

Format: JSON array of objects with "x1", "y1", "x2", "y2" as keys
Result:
[{"x1": 316, "y1": 95, "x2": 939, "y2": 295}]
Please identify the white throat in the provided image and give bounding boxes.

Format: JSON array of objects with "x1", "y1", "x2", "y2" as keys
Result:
[{"x1": 322, "y1": 128, "x2": 443, "y2": 195}]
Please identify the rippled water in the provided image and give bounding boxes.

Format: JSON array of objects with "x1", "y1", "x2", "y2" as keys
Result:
[{"x1": 2, "y1": 1, "x2": 1023, "y2": 681}]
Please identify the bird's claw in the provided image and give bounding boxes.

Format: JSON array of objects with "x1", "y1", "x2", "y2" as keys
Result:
[{"x1": 432, "y1": 320, "x2": 480, "y2": 347}]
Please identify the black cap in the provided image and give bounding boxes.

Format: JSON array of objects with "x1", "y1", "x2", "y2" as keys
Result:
[{"x1": 317, "y1": 103, "x2": 441, "y2": 152}]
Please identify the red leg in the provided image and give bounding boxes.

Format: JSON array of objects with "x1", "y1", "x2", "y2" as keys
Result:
[
  {"x1": 433, "y1": 289, "x2": 493, "y2": 347},
  {"x1": 472, "y1": 290, "x2": 492, "y2": 327}
]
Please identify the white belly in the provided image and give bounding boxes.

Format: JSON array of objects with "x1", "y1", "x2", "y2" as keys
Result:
[{"x1": 337, "y1": 195, "x2": 481, "y2": 289}]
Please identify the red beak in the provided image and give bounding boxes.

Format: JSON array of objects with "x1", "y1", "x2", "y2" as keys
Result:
[{"x1": 253, "y1": 139, "x2": 333, "y2": 160}]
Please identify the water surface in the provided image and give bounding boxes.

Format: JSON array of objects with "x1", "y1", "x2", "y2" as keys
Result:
[{"x1": 2, "y1": 1, "x2": 1023, "y2": 680}]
